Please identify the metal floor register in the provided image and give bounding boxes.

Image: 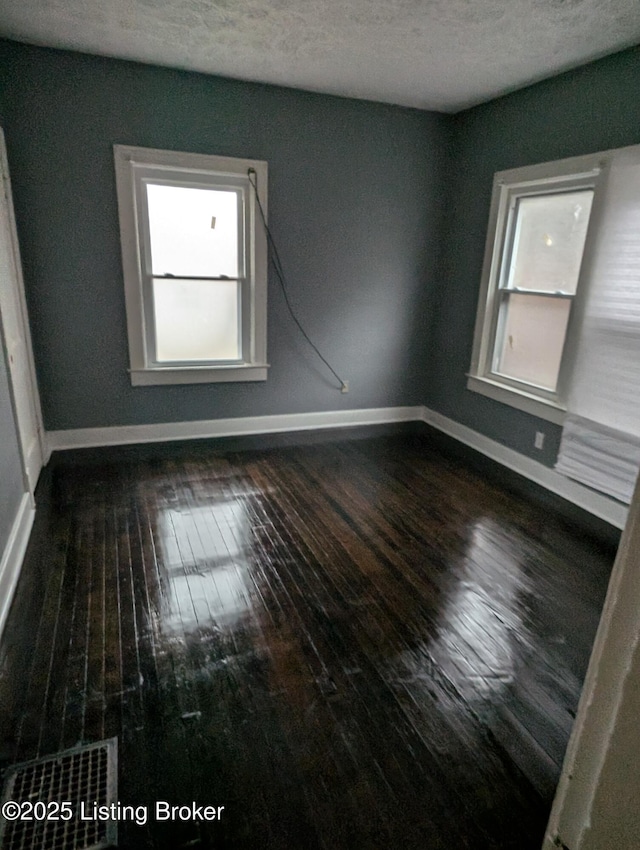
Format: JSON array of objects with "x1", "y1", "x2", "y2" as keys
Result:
[{"x1": 0, "y1": 739, "x2": 117, "y2": 850}]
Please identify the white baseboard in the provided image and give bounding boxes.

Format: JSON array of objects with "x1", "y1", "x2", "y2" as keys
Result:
[
  {"x1": 0, "y1": 492, "x2": 35, "y2": 638},
  {"x1": 44, "y1": 404, "x2": 627, "y2": 531},
  {"x1": 22, "y1": 432, "x2": 44, "y2": 493},
  {"x1": 46, "y1": 406, "x2": 424, "y2": 454},
  {"x1": 421, "y1": 406, "x2": 628, "y2": 530}
]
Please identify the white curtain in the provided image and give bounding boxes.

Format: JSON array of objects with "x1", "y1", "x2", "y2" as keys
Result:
[{"x1": 556, "y1": 154, "x2": 640, "y2": 504}]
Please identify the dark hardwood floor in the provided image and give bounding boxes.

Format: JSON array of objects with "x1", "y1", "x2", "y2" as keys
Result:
[{"x1": 0, "y1": 432, "x2": 616, "y2": 849}]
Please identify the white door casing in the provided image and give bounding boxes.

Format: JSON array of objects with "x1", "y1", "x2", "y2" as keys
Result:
[
  {"x1": 544, "y1": 470, "x2": 640, "y2": 848},
  {"x1": 0, "y1": 127, "x2": 44, "y2": 492}
]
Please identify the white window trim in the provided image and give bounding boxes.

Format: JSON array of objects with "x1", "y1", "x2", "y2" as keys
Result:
[
  {"x1": 114, "y1": 145, "x2": 269, "y2": 386},
  {"x1": 468, "y1": 151, "x2": 610, "y2": 424}
]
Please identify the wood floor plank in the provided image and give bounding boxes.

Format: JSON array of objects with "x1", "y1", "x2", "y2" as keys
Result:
[{"x1": 11, "y1": 512, "x2": 72, "y2": 762}]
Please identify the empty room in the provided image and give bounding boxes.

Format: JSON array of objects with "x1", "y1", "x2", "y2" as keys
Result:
[{"x1": 0, "y1": 3, "x2": 640, "y2": 849}]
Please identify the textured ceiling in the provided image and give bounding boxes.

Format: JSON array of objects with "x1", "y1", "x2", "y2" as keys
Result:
[{"x1": 0, "y1": 0, "x2": 639, "y2": 112}]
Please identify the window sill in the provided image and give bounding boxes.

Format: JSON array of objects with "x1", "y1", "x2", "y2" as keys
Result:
[
  {"x1": 130, "y1": 364, "x2": 269, "y2": 386},
  {"x1": 466, "y1": 375, "x2": 566, "y2": 425}
]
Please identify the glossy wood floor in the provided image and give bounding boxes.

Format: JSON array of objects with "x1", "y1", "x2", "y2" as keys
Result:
[{"x1": 0, "y1": 432, "x2": 616, "y2": 849}]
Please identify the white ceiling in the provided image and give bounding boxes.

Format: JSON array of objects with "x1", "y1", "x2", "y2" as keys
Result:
[{"x1": 0, "y1": 0, "x2": 639, "y2": 112}]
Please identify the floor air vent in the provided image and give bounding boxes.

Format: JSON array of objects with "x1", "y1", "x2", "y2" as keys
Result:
[{"x1": 0, "y1": 738, "x2": 117, "y2": 850}]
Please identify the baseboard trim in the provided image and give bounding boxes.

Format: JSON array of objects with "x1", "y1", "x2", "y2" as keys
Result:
[
  {"x1": 44, "y1": 404, "x2": 627, "y2": 531},
  {"x1": 23, "y1": 433, "x2": 44, "y2": 493},
  {"x1": 46, "y1": 406, "x2": 424, "y2": 454},
  {"x1": 421, "y1": 406, "x2": 628, "y2": 530},
  {"x1": 0, "y1": 492, "x2": 35, "y2": 638}
]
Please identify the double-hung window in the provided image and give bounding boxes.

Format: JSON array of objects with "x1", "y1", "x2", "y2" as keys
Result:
[
  {"x1": 468, "y1": 154, "x2": 604, "y2": 423},
  {"x1": 114, "y1": 145, "x2": 268, "y2": 385}
]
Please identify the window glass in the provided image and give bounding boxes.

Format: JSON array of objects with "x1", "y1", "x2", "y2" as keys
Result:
[
  {"x1": 152, "y1": 278, "x2": 239, "y2": 362},
  {"x1": 507, "y1": 190, "x2": 593, "y2": 294},
  {"x1": 146, "y1": 183, "x2": 240, "y2": 278}
]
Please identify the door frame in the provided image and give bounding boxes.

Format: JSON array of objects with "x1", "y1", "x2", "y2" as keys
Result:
[
  {"x1": 0, "y1": 127, "x2": 44, "y2": 493},
  {"x1": 544, "y1": 472, "x2": 640, "y2": 848}
]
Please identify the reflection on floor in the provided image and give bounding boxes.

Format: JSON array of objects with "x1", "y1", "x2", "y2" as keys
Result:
[{"x1": 0, "y1": 433, "x2": 616, "y2": 849}]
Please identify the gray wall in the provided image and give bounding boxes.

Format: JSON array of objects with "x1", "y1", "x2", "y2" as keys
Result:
[
  {"x1": 428, "y1": 46, "x2": 640, "y2": 466},
  {"x1": 2, "y1": 38, "x2": 639, "y2": 470},
  {"x1": 0, "y1": 40, "x2": 449, "y2": 431}
]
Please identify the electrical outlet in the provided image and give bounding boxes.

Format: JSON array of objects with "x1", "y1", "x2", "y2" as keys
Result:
[
  {"x1": 341, "y1": 380, "x2": 349, "y2": 394},
  {"x1": 534, "y1": 431, "x2": 545, "y2": 450}
]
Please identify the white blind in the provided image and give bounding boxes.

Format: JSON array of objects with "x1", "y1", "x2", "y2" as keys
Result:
[
  {"x1": 556, "y1": 156, "x2": 640, "y2": 503},
  {"x1": 557, "y1": 415, "x2": 640, "y2": 503}
]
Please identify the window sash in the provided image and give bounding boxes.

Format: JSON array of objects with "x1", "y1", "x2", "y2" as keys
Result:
[
  {"x1": 489, "y1": 289, "x2": 574, "y2": 394},
  {"x1": 140, "y1": 176, "x2": 246, "y2": 280},
  {"x1": 499, "y1": 188, "x2": 594, "y2": 295},
  {"x1": 150, "y1": 277, "x2": 243, "y2": 365}
]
